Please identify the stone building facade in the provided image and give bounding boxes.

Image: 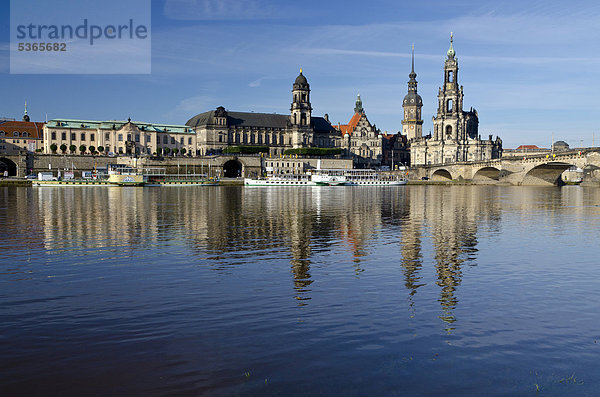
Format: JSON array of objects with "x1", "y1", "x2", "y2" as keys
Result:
[
  {"x1": 408, "y1": 36, "x2": 502, "y2": 165},
  {"x1": 186, "y1": 70, "x2": 339, "y2": 157},
  {"x1": 43, "y1": 118, "x2": 195, "y2": 156},
  {"x1": 335, "y1": 94, "x2": 384, "y2": 168}
]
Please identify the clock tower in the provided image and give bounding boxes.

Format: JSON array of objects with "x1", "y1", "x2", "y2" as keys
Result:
[{"x1": 401, "y1": 45, "x2": 423, "y2": 140}]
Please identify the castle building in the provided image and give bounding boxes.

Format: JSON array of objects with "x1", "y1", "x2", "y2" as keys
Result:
[
  {"x1": 409, "y1": 35, "x2": 502, "y2": 165},
  {"x1": 335, "y1": 94, "x2": 384, "y2": 168}
]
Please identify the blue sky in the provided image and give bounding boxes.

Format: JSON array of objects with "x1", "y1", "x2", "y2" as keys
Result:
[{"x1": 2, "y1": 0, "x2": 600, "y2": 148}]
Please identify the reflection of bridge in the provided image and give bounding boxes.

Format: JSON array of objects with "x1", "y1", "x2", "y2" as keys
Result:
[{"x1": 417, "y1": 149, "x2": 600, "y2": 186}]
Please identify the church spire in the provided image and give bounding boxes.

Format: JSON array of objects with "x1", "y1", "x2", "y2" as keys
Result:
[
  {"x1": 23, "y1": 101, "x2": 30, "y2": 122},
  {"x1": 447, "y1": 32, "x2": 455, "y2": 59},
  {"x1": 408, "y1": 45, "x2": 418, "y2": 93}
]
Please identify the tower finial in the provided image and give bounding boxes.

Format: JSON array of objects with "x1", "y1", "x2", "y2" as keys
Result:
[
  {"x1": 447, "y1": 32, "x2": 455, "y2": 58},
  {"x1": 23, "y1": 101, "x2": 30, "y2": 122},
  {"x1": 411, "y1": 43, "x2": 415, "y2": 74},
  {"x1": 300, "y1": 67, "x2": 303, "y2": 74}
]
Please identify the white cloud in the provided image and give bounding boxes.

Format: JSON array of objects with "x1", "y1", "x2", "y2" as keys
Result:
[{"x1": 163, "y1": 0, "x2": 289, "y2": 20}]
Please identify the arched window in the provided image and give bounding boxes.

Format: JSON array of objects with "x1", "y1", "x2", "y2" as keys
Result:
[
  {"x1": 447, "y1": 100, "x2": 453, "y2": 112},
  {"x1": 445, "y1": 125, "x2": 453, "y2": 138},
  {"x1": 448, "y1": 70, "x2": 454, "y2": 82},
  {"x1": 13, "y1": 131, "x2": 19, "y2": 136}
]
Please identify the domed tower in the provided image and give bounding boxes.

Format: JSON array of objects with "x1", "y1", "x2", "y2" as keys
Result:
[
  {"x1": 401, "y1": 45, "x2": 423, "y2": 140},
  {"x1": 290, "y1": 69, "x2": 312, "y2": 127},
  {"x1": 23, "y1": 101, "x2": 30, "y2": 122},
  {"x1": 354, "y1": 93, "x2": 364, "y2": 114}
]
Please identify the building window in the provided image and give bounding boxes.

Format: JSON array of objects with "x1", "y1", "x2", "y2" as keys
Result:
[
  {"x1": 62, "y1": 132, "x2": 66, "y2": 140},
  {"x1": 80, "y1": 132, "x2": 85, "y2": 140},
  {"x1": 180, "y1": 137, "x2": 184, "y2": 145},
  {"x1": 447, "y1": 100, "x2": 453, "y2": 112},
  {"x1": 171, "y1": 137, "x2": 175, "y2": 144},
  {"x1": 218, "y1": 135, "x2": 222, "y2": 142},
  {"x1": 127, "y1": 134, "x2": 132, "y2": 141},
  {"x1": 51, "y1": 132, "x2": 56, "y2": 140},
  {"x1": 118, "y1": 134, "x2": 123, "y2": 141},
  {"x1": 105, "y1": 132, "x2": 110, "y2": 141},
  {"x1": 163, "y1": 135, "x2": 168, "y2": 144},
  {"x1": 70, "y1": 133, "x2": 75, "y2": 140},
  {"x1": 135, "y1": 134, "x2": 140, "y2": 143},
  {"x1": 188, "y1": 137, "x2": 192, "y2": 145},
  {"x1": 90, "y1": 133, "x2": 95, "y2": 141},
  {"x1": 13, "y1": 132, "x2": 18, "y2": 137},
  {"x1": 146, "y1": 135, "x2": 150, "y2": 143}
]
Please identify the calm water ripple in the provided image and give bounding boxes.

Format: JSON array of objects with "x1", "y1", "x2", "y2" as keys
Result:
[{"x1": 1, "y1": 185, "x2": 600, "y2": 395}]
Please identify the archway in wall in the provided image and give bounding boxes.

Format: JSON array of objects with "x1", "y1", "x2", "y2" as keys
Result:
[
  {"x1": 223, "y1": 159, "x2": 243, "y2": 178},
  {"x1": 473, "y1": 167, "x2": 501, "y2": 183},
  {"x1": 0, "y1": 158, "x2": 17, "y2": 176},
  {"x1": 522, "y1": 162, "x2": 572, "y2": 186},
  {"x1": 431, "y1": 169, "x2": 452, "y2": 181}
]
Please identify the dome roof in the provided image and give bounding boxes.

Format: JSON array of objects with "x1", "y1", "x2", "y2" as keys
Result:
[
  {"x1": 403, "y1": 92, "x2": 422, "y2": 106},
  {"x1": 293, "y1": 69, "x2": 309, "y2": 90}
]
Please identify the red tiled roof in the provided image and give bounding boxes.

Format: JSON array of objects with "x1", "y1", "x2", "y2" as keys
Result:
[
  {"x1": 337, "y1": 113, "x2": 362, "y2": 136},
  {"x1": 515, "y1": 145, "x2": 540, "y2": 150},
  {"x1": 0, "y1": 120, "x2": 45, "y2": 139}
]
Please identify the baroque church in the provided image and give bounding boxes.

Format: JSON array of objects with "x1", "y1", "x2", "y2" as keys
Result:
[{"x1": 406, "y1": 35, "x2": 502, "y2": 165}]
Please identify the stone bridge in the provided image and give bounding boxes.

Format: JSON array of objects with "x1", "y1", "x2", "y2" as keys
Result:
[{"x1": 416, "y1": 149, "x2": 600, "y2": 186}]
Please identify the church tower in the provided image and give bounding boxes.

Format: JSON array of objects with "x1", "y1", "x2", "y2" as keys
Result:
[
  {"x1": 290, "y1": 69, "x2": 312, "y2": 127},
  {"x1": 433, "y1": 33, "x2": 464, "y2": 141},
  {"x1": 401, "y1": 45, "x2": 423, "y2": 140},
  {"x1": 354, "y1": 93, "x2": 364, "y2": 114}
]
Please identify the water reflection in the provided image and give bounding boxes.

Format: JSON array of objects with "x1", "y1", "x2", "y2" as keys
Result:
[{"x1": 5, "y1": 185, "x2": 600, "y2": 329}]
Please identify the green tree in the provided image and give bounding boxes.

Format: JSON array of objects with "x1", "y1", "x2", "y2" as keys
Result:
[
  {"x1": 181, "y1": 148, "x2": 187, "y2": 156},
  {"x1": 79, "y1": 144, "x2": 86, "y2": 154},
  {"x1": 173, "y1": 148, "x2": 179, "y2": 156},
  {"x1": 156, "y1": 147, "x2": 163, "y2": 155},
  {"x1": 97, "y1": 146, "x2": 104, "y2": 154},
  {"x1": 50, "y1": 143, "x2": 58, "y2": 154},
  {"x1": 164, "y1": 147, "x2": 171, "y2": 155},
  {"x1": 89, "y1": 146, "x2": 96, "y2": 154},
  {"x1": 69, "y1": 144, "x2": 76, "y2": 154},
  {"x1": 60, "y1": 144, "x2": 67, "y2": 154}
]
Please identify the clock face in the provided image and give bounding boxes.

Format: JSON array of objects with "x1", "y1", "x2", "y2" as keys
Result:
[{"x1": 410, "y1": 99, "x2": 414, "y2": 103}]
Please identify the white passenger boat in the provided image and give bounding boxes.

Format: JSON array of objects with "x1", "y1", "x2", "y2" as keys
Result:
[
  {"x1": 244, "y1": 173, "x2": 316, "y2": 186},
  {"x1": 344, "y1": 169, "x2": 407, "y2": 186}
]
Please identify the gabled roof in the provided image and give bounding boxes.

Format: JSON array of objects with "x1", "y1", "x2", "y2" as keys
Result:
[
  {"x1": 515, "y1": 145, "x2": 540, "y2": 150},
  {"x1": 336, "y1": 112, "x2": 362, "y2": 136}
]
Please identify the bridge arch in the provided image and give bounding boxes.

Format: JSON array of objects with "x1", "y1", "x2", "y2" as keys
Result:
[
  {"x1": 473, "y1": 166, "x2": 501, "y2": 182},
  {"x1": 223, "y1": 159, "x2": 243, "y2": 178},
  {"x1": 431, "y1": 168, "x2": 453, "y2": 181},
  {"x1": 0, "y1": 157, "x2": 17, "y2": 176},
  {"x1": 522, "y1": 162, "x2": 573, "y2": 186}
]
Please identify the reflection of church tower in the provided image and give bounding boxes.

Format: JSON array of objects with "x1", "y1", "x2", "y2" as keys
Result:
[
  {"x1": 290, "y1": 69, "x2": 313, "y2": 148},
  {"x1": 433, "y1": 33, "x2": 464, "y2": 142},
  {"x1": 401, "y1": 45, "x2": 423, "y2": 140}
]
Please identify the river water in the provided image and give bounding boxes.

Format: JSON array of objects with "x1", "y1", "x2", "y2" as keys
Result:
[{"x1": 1, "y1": 185, "x2": 600, "y2": 396}]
